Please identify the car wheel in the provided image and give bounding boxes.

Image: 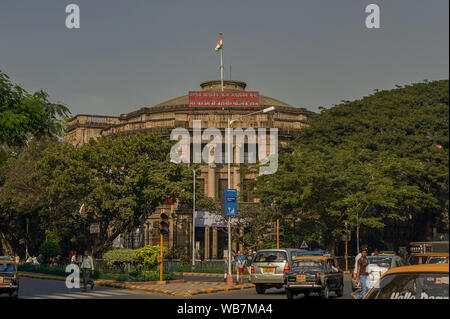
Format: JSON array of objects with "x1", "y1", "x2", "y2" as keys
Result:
[
  {"x1": 255, "y1": 284, "x2": 266, "y2": 295},
  {"x1": 321, "y1": 285, "x2": 330, "y2": 299},
  {"x1": 286, "y1": 289, "x2": 294, "y2": 300}
]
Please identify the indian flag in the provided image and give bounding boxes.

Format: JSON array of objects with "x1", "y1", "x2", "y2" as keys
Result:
[{"x1": 215, "y1": 34, "x2": 223, "y2": 52}]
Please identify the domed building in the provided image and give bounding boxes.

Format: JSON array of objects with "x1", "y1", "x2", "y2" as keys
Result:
[{"x1": 66, "y1": 80, "x2": 313, "y2": 259}]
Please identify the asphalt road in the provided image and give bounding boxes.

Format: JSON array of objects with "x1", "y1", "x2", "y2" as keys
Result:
[{"x1": 2, "y1": 276, "x2": 353, "y2": 299}]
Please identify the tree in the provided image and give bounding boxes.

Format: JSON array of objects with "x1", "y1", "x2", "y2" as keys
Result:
[
  {"x1": 246, "y1": 80, "x2": 449, "y2": 254},
  {"x1": 35, "y1": 133, "x2": 216, "y2": 257},
  {"x1": 0, "y1": 70, "x2": 70, "y2": 149}
]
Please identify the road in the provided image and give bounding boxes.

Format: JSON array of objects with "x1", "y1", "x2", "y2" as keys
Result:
[{"x1": 2, "y1": 275, "x2": 353, "y2": 299}]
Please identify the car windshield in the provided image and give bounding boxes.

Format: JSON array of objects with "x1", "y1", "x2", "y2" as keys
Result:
[
  {"x1": 428, "y1": 257, "x2": 448, "y2": 264},
  {"x1": 254, "y1": 251, "x2": 287, "y2": 262},
  {"x1": 0, "y1": 263, "x2": 15, "y2": 272},
  {"x1": 368, "y1": 256, "x2": 393, "y2": 268},
  {"x1": 293, "y1": 259, "x2": 324, "y2": 271},
  {"x1": 366, "y1": 272, "x2": 449, "y2": 299}
]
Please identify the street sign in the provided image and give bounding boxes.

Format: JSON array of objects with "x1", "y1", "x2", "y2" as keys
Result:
[
  {"x1": 89, "y1": 223, "x2": 100, "y2": 234},
  {"x1": 300, "y1": 240, "x2": 308, "y2": 249},
  {"x1": 224, "y1": 189, "x2": 238, "y2": 217}
]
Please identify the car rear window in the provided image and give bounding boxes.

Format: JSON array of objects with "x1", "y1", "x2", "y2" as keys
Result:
[
  {"x1": 0, "y1": 263, "x2": 15, "y2": 272},
  {"x1": 293, "y1": 259, "x2": 324, "y2": 271},
  {"x1": 428, "y1": 257, "x2": 448, "y2": 264},
  {"x1": 368, "y1": 256, "x2": 393, "y2": 268},
  {"x1": 366, "y1": 272, "x2": 449, "y2": 299},
  {"x1": 254, "y1": 251, "x2": 287, "y2": 262}
]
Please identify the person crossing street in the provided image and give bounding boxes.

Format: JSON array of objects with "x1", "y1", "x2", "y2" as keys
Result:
[{"x1": 81, "y1": 250, "x2": 95, "y2": 292}]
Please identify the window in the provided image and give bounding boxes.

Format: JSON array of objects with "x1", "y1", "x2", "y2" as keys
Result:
[
  {"x1": 366, "y1": 273, "x2": 449, "y2": 299},
  {"x1": 0, "y1": 263, "x2": 15, "y2": 272},
  {"x1": 254, "y1": 251, "x2": 287, "y2": 263}
]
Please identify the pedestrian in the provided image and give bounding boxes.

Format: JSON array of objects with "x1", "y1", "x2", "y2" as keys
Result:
[
  {"x1": 76, "y1": 254, "x2": 82, "y2": 265},
  {"x1": 69, "y1": 250, "x2": 77, "y2": 264},
  {"x1": 246, "y1": 249, "x2": 254, "y2": 275},
  {"x1": 14, "y1": 255, "x2": 20, "y2": 264},
  {"x1": 355, "y1": 248, "x2": 370, "y2": 299},
  {"x1": 81, "y1": 250, "x2": 95, "y2": 292},
  {"x1": 235, "y1": 251, "x2": 245, "y2": 284}
]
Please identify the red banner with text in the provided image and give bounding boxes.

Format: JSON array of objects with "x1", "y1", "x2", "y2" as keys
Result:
[{"x1": 188, "y1": 91, "x2": 259, "y2": 108}]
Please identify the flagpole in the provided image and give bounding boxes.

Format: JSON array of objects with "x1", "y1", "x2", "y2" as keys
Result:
[{"x1": 220, "y1": 33, "x2": 224, "y2": 92}]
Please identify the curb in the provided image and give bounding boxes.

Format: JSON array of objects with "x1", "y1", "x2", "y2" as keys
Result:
[
  {"x1": 179, "y1": 272, "x2": 250, "y2": 279},
  {"x1": 18, "y1": 272, "x2": 254, "y2": 296}
]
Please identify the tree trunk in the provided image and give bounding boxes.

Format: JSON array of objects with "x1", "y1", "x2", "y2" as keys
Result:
[{"x1": 0, "y1": 232, "x2": 14, "y2": 256}]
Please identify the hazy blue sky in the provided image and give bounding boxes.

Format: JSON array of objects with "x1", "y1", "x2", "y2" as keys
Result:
[{"x1": 1, "y1": 0, "x2": 448, "y2": 115}]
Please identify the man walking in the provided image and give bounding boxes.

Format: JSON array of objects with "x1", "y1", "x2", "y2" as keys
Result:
[
  {"x1": 355, "y1": 248, "x2": 370, "y2": 299},
  {"x1": 246, "y1": 249, "x2": 254, "y2": 275},
  {"x1": 81, "y1": 250, "x2": 95, "y2": 292}
]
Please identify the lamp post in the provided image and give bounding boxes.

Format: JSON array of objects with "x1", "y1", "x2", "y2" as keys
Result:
[
  {"x1": 226, "y1": 106, "x2": 276, "y2": 286},
  {"x1": 192, "y1": 169, "x2": 196, "y2": 267}
]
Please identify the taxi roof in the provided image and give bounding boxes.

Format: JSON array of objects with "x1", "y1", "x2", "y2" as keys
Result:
[
  {"x1": 293, "y1": 256, "x2": 331, "y2": 261},
  {"x1": 0, "y1": 259, "x2": 15, "y2": 264},
  {"x1": 383, "y1": 263, "x2": 449, "y2": 276}
]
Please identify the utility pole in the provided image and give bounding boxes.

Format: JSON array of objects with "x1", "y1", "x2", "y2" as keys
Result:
[
  {"x1": 192, "y1": 169, "x2": 196, "y2": 267},
  {"x1": 225, "y1": 106, "x2": 276, "y2": 286}
]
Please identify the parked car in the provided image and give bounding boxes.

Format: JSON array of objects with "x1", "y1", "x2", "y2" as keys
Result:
[
  {"x1": 352, "y1": 255, "x2": 407, "y2": 291},
  {"x1": 284, "y1": 255, "x2": 344, "y2": 299},
  {"x1": 408, "y1": 253, "x2": 449, "y2": 265},
  {"x1": 0, "y1": 259, "x2": 19, "y2": 298},
  {"x1": 364, "y1": 263, "x2": 449, "y2": 299},
  {"x1": 249, "y1": 249, "x2": 305, "y2": 294}
]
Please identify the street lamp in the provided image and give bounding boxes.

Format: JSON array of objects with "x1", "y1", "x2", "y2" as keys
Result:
[
  {"x1": 192, "y1": 169, "x2": 196, "y2": 267},
  {"x1": 226, "y1": 106, "x2": 276, "y2": 286}
]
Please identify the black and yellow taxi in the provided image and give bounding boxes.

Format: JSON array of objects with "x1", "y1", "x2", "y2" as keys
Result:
[
  {"x1": 0, "y1": 257, "x2": 19, "y2": 298},
  {"x1": 363, "y1": 263, "x2": 449, "y2": 299},
  {"x1": 284, "y1": 255, "x2": 344, "y2": 299}
]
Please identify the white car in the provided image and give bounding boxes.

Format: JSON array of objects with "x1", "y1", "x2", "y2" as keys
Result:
[{"x1": 351, "y1": 255, "x2": 407, "y2": 291}]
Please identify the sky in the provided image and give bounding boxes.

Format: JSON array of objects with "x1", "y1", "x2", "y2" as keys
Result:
[{"x1": 0, "y1": 0, "x2": 448, "y2": 116}]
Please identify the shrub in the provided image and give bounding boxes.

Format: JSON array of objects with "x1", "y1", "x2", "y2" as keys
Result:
[
  {"x1": 102, "y1": 249, "x2": 136, "y2": 271},
  {"x1": 134, "y1": 245, "x2": 167, "y2": 271},
  {"x1": 39, "y1": 241, "x2": 61, "y2": 259}
]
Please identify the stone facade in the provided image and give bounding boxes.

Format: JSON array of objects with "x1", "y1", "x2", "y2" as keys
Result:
[{"x1": 66, "y1": 80, "x2": 313, "y2": 260}]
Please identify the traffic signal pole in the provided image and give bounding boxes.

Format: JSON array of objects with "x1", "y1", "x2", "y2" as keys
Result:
[
  {"x1": 160, "y1": 233, "x2": 163, "y2": 282},
  {"x1": 276, "y1": 219, "x2": 280, "y2": 249}
]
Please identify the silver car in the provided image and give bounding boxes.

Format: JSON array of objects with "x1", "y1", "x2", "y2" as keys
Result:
[
  {"x1": 250, "y1": 249, "x2": 305, "y2": 294},
  {"x1": 351, "y1": 255, "x2": 407, "y2": 291}
]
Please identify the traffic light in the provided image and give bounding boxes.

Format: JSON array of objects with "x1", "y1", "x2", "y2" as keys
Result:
[{"x1": 159, "y1": 211, "x2": 169, "y2": 235}]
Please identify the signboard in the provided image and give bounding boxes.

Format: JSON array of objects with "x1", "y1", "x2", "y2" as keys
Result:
[
  {"x1": 189, "y1": 91, "x2": 259, "y2": 108},
  {"x1": 224, "y1": 189, "x2": 238, "y2": 217},
  {"x1": 300, "y1": 240, "x2": 308, "y2": 249},
  {"x1": 90, "y1": 223, "x2": 100, "y2": 234},
  {"x1": 195, "y1": 211, "x2": 226, "y2": 227}
]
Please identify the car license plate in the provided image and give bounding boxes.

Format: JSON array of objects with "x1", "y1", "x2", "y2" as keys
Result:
[
  {"x1": 296, "y1": 275, "x2": 306, "y2": 282},
  {"x1": 0, "y1": 277, "x2": 3, "y2": 283},
  {"x1": 263, "y1": 267, "x2": 275, "y2": 273}
]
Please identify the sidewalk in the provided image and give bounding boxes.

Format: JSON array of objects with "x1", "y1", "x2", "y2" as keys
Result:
[{"x1": 18, "y1": 271, "x2": 254, "y2": 297}]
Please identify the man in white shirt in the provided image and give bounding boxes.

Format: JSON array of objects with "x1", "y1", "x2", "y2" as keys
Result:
[{"x1": 81, "y1": 250, "x2": 95, "y2": 291}]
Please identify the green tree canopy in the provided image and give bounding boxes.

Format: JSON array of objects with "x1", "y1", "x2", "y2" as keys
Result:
[{"x1": 246, "y1": 80, "x2": 449, "y2": 253}]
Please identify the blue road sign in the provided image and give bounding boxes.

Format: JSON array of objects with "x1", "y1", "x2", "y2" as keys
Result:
[{"x1": 224, "y1": 189, "x2": 238, "y2": 217}]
